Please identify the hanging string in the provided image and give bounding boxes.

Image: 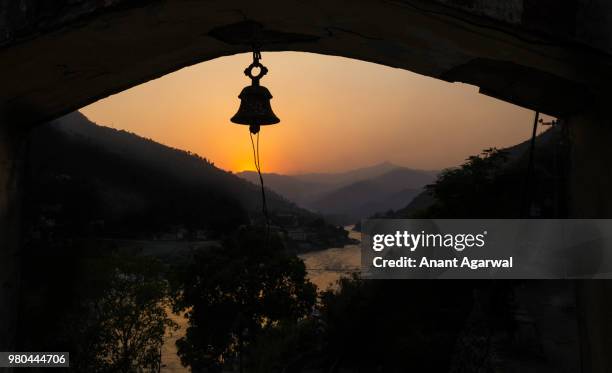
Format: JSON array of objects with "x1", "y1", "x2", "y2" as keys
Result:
[
  {"x1": 249, "y1": 131, "x2": 271, "y2": 241},
  {"x1": 522, "y1": 111, "x2": 540, "y2": 217},
  {"x1": 253, "y1": 50, "x2": 262, "y2": 64}
]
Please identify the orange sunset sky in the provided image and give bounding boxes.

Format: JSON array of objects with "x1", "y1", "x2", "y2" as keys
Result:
[{"x1": 81, "y1": 52, "x2": 549, "y2": 174}]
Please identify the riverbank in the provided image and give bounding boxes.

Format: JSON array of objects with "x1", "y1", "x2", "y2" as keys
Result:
[{"x1": 299, "y1": 226, "x2": 361, "y2": 290}]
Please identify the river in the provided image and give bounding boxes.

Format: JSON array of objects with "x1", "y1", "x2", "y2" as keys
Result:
[{"x1": 298, "y1": 226, "x2": 361, "y2": 290}]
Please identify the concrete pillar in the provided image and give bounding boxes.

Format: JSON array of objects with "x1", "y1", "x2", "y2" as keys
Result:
[
  {"x1": 567, "y1": 108, "x2": 612, "y2": 373},
  {"x1": 0, "y1": 123, "x2": 26, "y2": 352}
]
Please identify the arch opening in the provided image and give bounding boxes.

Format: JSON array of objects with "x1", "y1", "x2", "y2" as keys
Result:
[{"x1": 79, "y1": 51, "x2": 554, "y2": 175}]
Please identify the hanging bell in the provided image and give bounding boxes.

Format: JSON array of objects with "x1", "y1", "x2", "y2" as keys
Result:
[{"x1": 230, "y1": 57, "x2": 280, "y2": 134}]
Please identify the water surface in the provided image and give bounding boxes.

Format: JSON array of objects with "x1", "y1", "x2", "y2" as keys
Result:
[{"x1": 299, "y1": 226, "x2": 361, "y2": 290}]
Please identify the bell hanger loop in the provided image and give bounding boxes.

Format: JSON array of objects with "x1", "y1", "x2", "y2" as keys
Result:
[{"x1": 244, "y1": 52, "x2": 268, "y2": 87}]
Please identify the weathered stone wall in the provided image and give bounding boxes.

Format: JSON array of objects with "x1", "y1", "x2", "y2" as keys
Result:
[
  {"x1": 435, "y1": 0, "x2": 523, "y2": 24},
  {"x1": 2, "y1": 0, "x2": 611, "y2": 55},
  {"x1": 436, "y1": 0, "x2": 612, "y2": 54},
  {"x1": 576, "y1": 0, "x2": 612, "y2": 55},
  {"x1": 0, "y1": 0, "x2": 130, "y2": 46}
]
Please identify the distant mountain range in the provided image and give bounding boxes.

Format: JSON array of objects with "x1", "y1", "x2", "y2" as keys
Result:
[
  {"x1": 33, "y1": 112, "x2": 435, "y2": 232},
  {"x1": 238, "y1": 162, "x2": 437, "y2": 224}
]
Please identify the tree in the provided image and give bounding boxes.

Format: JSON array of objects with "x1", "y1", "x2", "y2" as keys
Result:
[
  {"x1": 173, "y1": 227, "x2": 316, "y2": 372},
  {"x1": 314, "y1": 275, "x2": 473, "y2": 372},
  {"x1": 418, "y1": 148, "x2": 520, "y2": 218},
  {"x1": 65, "y1": 257, "x2": 178, "y2": 373}
]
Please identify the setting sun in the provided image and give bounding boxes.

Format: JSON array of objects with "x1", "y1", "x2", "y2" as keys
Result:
[{"x1": 233, "y1": 157, "x2": 258, "y2": 173}]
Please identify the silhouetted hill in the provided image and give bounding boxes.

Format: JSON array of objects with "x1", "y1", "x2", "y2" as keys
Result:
[
  {"x1": 24, "y1": 112, "x2": 317, "y2": 239},
  {"x1": 385, "y1": 126, "x2": 564, "y2": 219}
]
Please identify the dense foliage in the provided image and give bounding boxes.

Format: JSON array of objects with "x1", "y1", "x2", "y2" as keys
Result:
[
  {"x1": 19, "y1": 247, "x2": 176, "y2": 373},
  {"x1": 172, "y1": 228, "x2": 317, "y2": 371},
  {"x1": 26, "y1": 117, "x2": 249, "y2": 239},
  {"x1": 419, "y1": 148, "x2": 519, "y2": 217},
  {"x1": 408, "y1": 127, "x2": 568, "y2": 219}
]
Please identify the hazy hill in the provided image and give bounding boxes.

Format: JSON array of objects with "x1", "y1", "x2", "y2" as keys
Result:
[
  {"x1": 293, "y1": 161, "x2": 402, "y2": 185},
  {"x1": 237, "y1": 171, "x2": 327, "y2": 205},
  {"x1": 239, "y1": 163, "x2": 437, "y2": 224},
  {"x1": 308, "y1": 167, "x2": 435, "y2": 223},
  {"x1": 25, "y1": 112, "x2": 311, "y2": 238}
]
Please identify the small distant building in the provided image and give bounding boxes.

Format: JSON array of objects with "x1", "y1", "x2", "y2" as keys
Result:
[
  {"x1": 276, "y1": 214, "x2": 299, "y2": 228},
  {"x1": 90, "y1": 219, "x2": 105, "y2": 229},
  {"x1": 159, "y1": 233, "x2": 176, "y2": 241},
  {"x1": 176, "y1": 227, "x2": 188, "y2": 240},
  {"x1": 195, "y1": 230, "x2": 208, "y2": 240},
  {"x1": 288, "y1": 229, "x2": 307, "y2": 241},
  {"x1": 30, "y1": 230, "x2": 42, "y2": 240}
]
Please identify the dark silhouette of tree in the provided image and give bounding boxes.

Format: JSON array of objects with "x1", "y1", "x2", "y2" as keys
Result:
[
  {"x1": 419, "y1": 148, "x2": 520, "y2": 218},
  {"x1": 315, "y1": 275, "x2": 472, "y2": 372},
  {"x1": 63, "y1": 257, "x2": 177, "y2": 373},
  {"x1": 19, "y1": 248, "x2": 177, "y2": 373},
  {"x1": 173, "y1": 227, "x2": 316, "y2": 372}
]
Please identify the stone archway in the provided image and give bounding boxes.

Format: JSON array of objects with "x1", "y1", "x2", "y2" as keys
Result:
[{"x1": 1, "y1": 0, "x2": 611, "y2": 125}]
